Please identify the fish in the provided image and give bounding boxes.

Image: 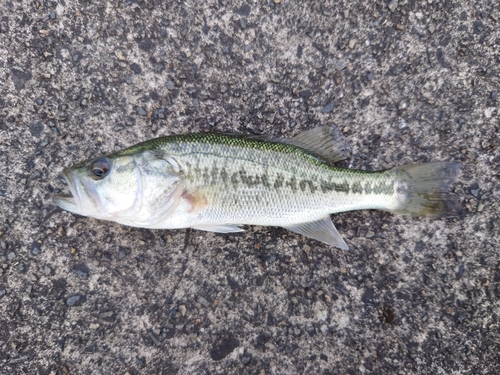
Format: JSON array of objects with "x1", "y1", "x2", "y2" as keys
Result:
[{"x1": 53, "y1": 126, "x2": 462, "y2": 250}]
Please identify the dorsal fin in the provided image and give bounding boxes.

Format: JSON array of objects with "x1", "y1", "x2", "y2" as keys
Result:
[{"x1": 281, "y1": 126, "x2": 351, "y2": 163}]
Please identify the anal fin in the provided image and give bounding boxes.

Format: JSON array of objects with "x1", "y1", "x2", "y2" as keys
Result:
[
  {"x1": 191, "y1": 224, "x2": 244, "y2": 233},
  {"x1": 284, "y1": 217, "x2": 349, "y2": 250}
]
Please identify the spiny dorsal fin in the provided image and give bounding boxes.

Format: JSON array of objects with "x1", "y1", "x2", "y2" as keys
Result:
[{"x1": 281, "y1": 126, "x2": 351, "y2": 164}]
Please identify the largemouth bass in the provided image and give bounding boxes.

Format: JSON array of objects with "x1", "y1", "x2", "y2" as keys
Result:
[{"x1": 53, "y1": 127, "x2": 461, "y2": 249}]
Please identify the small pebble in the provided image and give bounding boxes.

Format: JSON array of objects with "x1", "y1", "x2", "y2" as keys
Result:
[
  {"x1": 115, "y1": 51, "x2": 126, "y2": 61},
  {"x1": 388, "y1": 0, "x2": 398, "y2": 12},
  {"x1": 265, "y1": 342, "x2": 275, "y2": 350},
  {"x1": 178, "y1": 305, "x2": 187, "y2": 316},
  {"x1": 413, "y1": 26, "x2": 425, "y2": 37},
  {"x1": 366, "y1": 230, "x2": 375, "y2": 238},
  {"x1": 129, "y1": 63, "x2": 142, "y2": 74},
  {"x1": 334, "y1": 61, "x2": 346, "y2": 71},
  {"x1": 66, "y1": 295, "x2": 81, "y2": 306},
  {"x1": 31, "y1": 241, "x2": 42, "y2": 256},
  {"x1": 198, "y1": 296, "x2": 210, "y2": 308},
  {"x1": 241, "y1": 352, "x2": 252, "y2": 365},
  {"x1": 43, "y1": 265, "x2": 51, "y2": 276},
  {"x1": 469, "y1": 183, "x2": 480, "y2": 197},
  {"x1": 138, "y1": 108, "x2": 147, "y2": 116},
  {"x1": 73, "y1": 263, "x2": 89, "y2": 278},
  {"x1": 321, "y1": 102, "x2": 335, "y2": 113}
]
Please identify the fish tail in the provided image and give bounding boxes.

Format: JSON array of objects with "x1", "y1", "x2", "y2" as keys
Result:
[{"x1": 389, "y1": 162, "x2": 463, "y2": 218}]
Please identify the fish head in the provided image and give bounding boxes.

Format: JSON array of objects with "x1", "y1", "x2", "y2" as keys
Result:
[{"x1": 53, "y1": 150, "x2": 181, "y2": 223}]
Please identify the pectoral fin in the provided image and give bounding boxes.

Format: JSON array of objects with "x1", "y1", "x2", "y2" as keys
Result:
[
  {"x1": 191, "y1": 224, "x2": 244, "y2": 233},
  {"x1": 140, "y1": 181, "x2": 186, "y2": 228},
  {"x1": 284, "y1": 217, "x2": 349, "y2": 250}
]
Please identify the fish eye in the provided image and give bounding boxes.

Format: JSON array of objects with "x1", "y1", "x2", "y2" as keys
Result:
[{"x1": 88, "y1": 158, "x2": 110, "y2": 180}]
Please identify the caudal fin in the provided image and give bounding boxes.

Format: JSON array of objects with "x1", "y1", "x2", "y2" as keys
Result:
[{"x1": 390, "y1": 162, "x2": 462, "y2": 218}]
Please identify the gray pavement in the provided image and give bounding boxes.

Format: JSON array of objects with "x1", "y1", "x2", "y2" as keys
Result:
[{"x1": 1, "y1": 0, "x2": 499, "y2": 374}]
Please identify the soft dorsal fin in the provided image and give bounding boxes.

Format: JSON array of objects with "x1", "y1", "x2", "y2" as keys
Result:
[{"x1": 282, "y1": 126, "x2": 351, "y2": 164}]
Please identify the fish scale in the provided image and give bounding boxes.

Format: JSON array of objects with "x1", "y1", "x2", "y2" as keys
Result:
[
  {"x1": 150, "y1": 134, "x2": 402, "y2": 226},
  {"x1": 54, "y1": 127, "x2": 462, "y2": 249}
]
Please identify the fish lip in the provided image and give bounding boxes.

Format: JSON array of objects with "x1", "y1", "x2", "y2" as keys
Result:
[
  {"x1": 52, "y1": 169, "x2": 81, "y2": 214},
  {"x1": 53, "y1": 166, "x2": 107, "y2": 217},
  {"x1": 81, "y1": 176, "x2": 103, "y2": 209}
]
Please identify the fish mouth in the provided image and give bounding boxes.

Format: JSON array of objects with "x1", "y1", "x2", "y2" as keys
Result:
[
  {"x1": 53, "y1": 168, "x2": 104, "y2": 216},
  {"x1": 53, "y1": 169, "x2": 82, "y2": 214}
]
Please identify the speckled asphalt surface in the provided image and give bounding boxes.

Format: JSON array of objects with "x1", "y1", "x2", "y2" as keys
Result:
[{"x1": 1, "y1": 0, "x2": 499, "y2": 374}]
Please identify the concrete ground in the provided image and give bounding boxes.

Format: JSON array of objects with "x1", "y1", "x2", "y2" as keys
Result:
[{"x1": 1, "y1": 0, "x2": 499, "y2": 374}]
